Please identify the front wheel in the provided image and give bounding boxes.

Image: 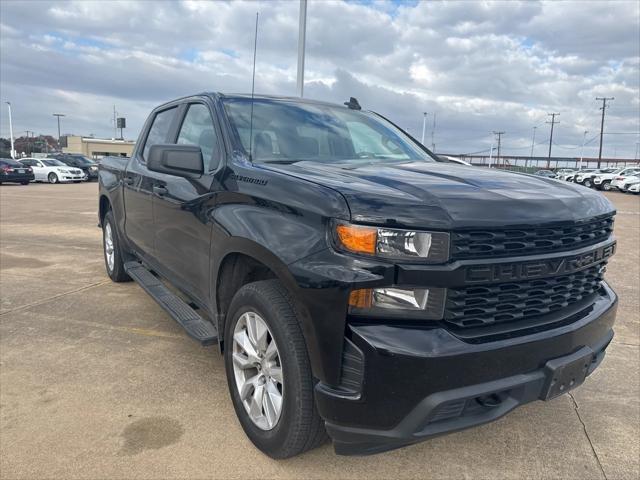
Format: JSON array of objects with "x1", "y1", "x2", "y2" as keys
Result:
[
  {"x1": 224, "y1": 280, "x2": 327, "y2": 458},
  {"x1": 583, "y1": 179, "x2": 593, "y2": 188},
  {"x1": 48, "y1": 172, "x2": 59, "y2": 184},
  {"x1": 21, "y1": 181, "x2": 29, "y2": 185},
  {"x1": 601, "y1": 180, "x2": 612, "y2": 191},
  {"x1": 102, "y1": 210, "x2": 130, "y2": 282}
]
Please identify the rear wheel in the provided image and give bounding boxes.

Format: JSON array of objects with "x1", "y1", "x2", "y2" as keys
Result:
[
  {"x1": 48, "y1": 172, "x2": 59, "y2": 184},
  {"x1": 102, "y1": 210, "x2": 130, "y2": 282},
  {"x1": 224, "y1": 280, "x2": 327, "y2": 458}
]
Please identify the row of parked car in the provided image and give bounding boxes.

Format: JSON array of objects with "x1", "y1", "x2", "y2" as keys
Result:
[
  {"x1": 0, "y1": 154, "x2": 99, "y2": 185},
  {"x1": 535, "y1": 166, "x2": 640, "y2": 194}
]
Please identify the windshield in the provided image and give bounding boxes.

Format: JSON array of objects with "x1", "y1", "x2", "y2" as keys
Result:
[
  {"x1": 42, "y1": 159, "x2": 65, "y2": 166},
  {"x1": 222, "y1": 98, "x2": 436, "y2": 164}
]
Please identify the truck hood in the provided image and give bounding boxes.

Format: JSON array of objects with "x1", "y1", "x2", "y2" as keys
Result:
[{"x1": 259, "y1": 161, "x2": 615, "y2": 229}]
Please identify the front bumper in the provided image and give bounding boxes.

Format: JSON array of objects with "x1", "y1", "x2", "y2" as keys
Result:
[
  {"x1": 59, "y1": 174, "x2": 85, "y2": 182},
  {"x1": 316, "y1": 283, "x2": 617, "y2": 455}
]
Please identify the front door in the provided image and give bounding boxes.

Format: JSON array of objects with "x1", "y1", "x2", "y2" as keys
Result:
[
  {"x1": 152, "y1": 102, "x2": 222, "y2": 305},
  {"x1": 123, "y1": 106, "x2": 178, "y2": 257}
]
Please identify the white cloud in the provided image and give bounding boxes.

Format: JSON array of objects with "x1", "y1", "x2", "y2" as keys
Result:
[{"x1": 0, "y1": 0, "x2": 638, "y2": 157}]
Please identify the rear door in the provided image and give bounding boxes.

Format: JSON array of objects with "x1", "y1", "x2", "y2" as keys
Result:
[
  {"x1": 152, "y1": 100, "x2": 223, "y2": 304},
  {"x1": 22, "y1": 159, "x2": 45, "y2": 181},
  {"x1": 123, "y1": 106, "x2": 179, "y2": 258}
]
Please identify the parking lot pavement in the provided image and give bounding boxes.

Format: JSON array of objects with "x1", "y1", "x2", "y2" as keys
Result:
[{"x1": 1, "y1": 182, "x2": 638, "y2": 479}]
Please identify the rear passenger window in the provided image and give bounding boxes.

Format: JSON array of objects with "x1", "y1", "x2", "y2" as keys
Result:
[
  {"x1": 142, "y1": 107, "x2": 177, "y2": 161},
  {"x1": 177, "y1": 104, "x2": 220, "y2": 171}
]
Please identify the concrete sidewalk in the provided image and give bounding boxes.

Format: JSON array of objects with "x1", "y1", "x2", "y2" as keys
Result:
[{"x1": 1, "y1": 182, "x2": 638, "y2": 479}]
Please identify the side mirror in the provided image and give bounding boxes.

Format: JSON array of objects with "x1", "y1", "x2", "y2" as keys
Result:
[{"x1": 147, "y1": 144, "x2": 204, "y2": 178}]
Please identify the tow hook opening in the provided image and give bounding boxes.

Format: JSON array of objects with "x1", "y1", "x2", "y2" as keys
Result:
[{"x1": 475, "y1": 392, "x2": 507, "y2": 408}]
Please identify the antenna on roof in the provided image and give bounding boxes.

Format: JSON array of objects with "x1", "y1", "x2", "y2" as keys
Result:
[
  {"x1": 344, "y1": 97, "x2": 361, "y2": 110},
  {"x1": 248, "y1": 12, "x2": 259, "y2": 162}
]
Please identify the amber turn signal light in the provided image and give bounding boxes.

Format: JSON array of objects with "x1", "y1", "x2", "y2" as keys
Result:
[
  {"x1": 335, "y1": 224, "x2": 377, "y2": 255},
  {"x1": 348, "y1": 289, "x2": 373, "y2": 309}
]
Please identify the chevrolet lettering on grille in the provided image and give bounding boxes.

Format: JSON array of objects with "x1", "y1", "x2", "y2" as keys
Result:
[{"x1": 465, "y1": 243, "x2": 616, "y2": 284}]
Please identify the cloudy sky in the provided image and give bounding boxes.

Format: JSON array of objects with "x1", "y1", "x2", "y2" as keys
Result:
[{"x1": 1, "y1": 0, "x2": 638, "y2": 158}]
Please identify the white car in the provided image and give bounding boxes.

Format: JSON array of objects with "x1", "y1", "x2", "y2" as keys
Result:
[
  {"x1": 573, "y1": 168, "x2": 601, "y2": 187},
  {"x1": 618, "y1": 175, "x2": 640, "y2": 193},
  {"x1": 628, "y1": 182, "x2": 639, "y2": 194},
  {"x1": 594, "y1": 167, "x2": 640, "y2": 191},
  {"x1": 18, "y1": 158, "x2": 85, "y2": 183},
  {"x1": 611, "y1": 172, "x2": 640, "y2": 191},
  {"x1": 555, "y1": 169, "x2": 576, "y2": 181}
]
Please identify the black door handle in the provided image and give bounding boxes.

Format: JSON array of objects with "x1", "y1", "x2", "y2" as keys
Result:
[
  {"x1": 123, "y1": 176, "x2": 134, "y2": 185},
  {"x1": 153, "y1": 185, "x2": 168, "y2": 196}
]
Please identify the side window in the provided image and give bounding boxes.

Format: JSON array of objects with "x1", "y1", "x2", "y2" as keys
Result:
[
  {"x1": 177, "y1": 103, "x2": 220, "y2": 171},
  {"x1": 142, "y1": 107, "x2": 177, "y2": 161}
]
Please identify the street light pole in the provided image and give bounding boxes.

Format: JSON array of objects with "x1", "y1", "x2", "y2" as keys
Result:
[
  {"x1": 296, "y1": 0, "x2": 307, "y2": 97},
  {"x1": 421, "y1": 112, "x2": 428, "y2": 145},
  {"x1": 5, "y1": 102, "x2": 15, "y2": 158}
]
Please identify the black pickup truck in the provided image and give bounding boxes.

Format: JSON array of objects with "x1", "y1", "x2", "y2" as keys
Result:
[{"x1": 98, "y1": 93, "x2": 618, "y2": 458}]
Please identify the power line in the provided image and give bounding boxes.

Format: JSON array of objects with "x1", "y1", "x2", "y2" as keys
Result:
[
  {"x1": 596, "y1": 97, "x2": 614, "y2": 168},
  {"x1": 546, "y1": 113, "x2": 560, "y2": 167}
]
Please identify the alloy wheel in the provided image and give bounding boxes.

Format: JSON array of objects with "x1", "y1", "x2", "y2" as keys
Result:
[
  {"x1": 232, "y1": 311, "x2": 284, "y2": 431},
  {"x1": 104, "y1": 222, "x2": 115, "y2": 272}
]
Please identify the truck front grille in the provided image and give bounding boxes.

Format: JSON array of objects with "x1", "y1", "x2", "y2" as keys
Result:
[
  {"x1": 444, "y1": 264, "x2": 606, "y2": 328},
  {"x1": 451, "y1": 214, "x2": 614, "y2": 260}
]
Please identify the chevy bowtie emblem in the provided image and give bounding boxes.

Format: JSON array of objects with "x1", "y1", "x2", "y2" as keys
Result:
[{"x1": 598, "y1": 264, "x2": 607, "y2": 275}]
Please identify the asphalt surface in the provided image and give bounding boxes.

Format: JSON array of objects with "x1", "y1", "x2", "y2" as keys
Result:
[{"x1": 1, "y1": 182, "x2": 638, "y2": 480}]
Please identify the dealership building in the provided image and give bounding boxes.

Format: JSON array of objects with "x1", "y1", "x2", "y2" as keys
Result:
[{"x1": 62, "y1": 135, "x2": 135, "y2": 159}]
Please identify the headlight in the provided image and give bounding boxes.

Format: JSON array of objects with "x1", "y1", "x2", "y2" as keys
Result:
[
  {"x1": 333, "y1": 221, "x2": 449, "y2": 263},
  {"x1": 348, "y1": 287, "x2": 446, "y2": 319},
  {"x1": 59, "y1": 169, "x2": 69, "y2": 173}
]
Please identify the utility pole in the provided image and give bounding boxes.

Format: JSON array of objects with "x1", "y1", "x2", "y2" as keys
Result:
[
  {"x1": 488, "y1": 134, "x2": 495, "y2": 168},
  {"x1": 596, "y1": 97, "x2": 614, "y2": 168},
  {"x1": 579, "y1": 130, "x2": 588, "y2": 170},
  {"x1": 52, "y1": 113, "x2": 65, "y2": 141},
  {"x1": 24, "y1": 130, "x2": 33, "y2": 155},
  {"x1": 421, "y1": 112, "x2": 428, "y2": 145},
  {"x1": 546, "y1": 113, "x2": 560, "y2": 168},
  {"x1": 527, "y1": 126, "x2": 537, "y2": 171},
  {"x1": 296, "y1": 0, "x2": 307, "y2": 97},
  {"x1": 5, "y1": 102, "x2": 15, "y2": 158},
  {"x1": 493, "y1": 131, "x2": 505, "y2": 168},
  {"x1": 431, "y1": 112, "x2": 436, "y2": 151}
]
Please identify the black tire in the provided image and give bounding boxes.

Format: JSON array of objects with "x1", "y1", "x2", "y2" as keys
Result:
[
  {"x1": 48, "y1": 172, "x2": 59, "y2": 184},
  {"x1": 583, "y1": 179, "x2": 592, "y2": 188},
  {"x1": 601, "y1": 180, "x2": 612, "y2": 191},
  {"x1": 224, "y1": 280, "x2": 327, "y2": 458},
  {"x1": 21, "y1": 181, "x2": 29, "y2": 185},
  {"x1": 102, "y1": 210, "x2": 130, "y2": 282}
]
